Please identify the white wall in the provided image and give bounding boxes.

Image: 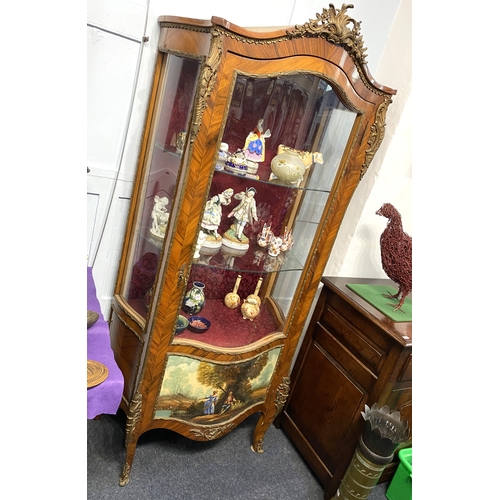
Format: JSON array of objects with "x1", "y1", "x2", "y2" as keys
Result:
[{"x1": 87, "y1": 0, "x2": 411, "y2": 318}]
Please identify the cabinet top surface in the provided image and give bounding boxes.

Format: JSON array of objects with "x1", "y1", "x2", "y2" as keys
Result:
[{"x1": 322, "y1": 276, "x2": 412, "y2": 345}]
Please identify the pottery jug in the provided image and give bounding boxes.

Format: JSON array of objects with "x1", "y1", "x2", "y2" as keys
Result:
[{"x1": 183, "y1": 281, "x2": 206, "y2": 315}]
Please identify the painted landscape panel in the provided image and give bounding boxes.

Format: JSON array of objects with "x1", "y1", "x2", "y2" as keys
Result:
[{"x1": 155, "y1": 347, "x2": 281, "y2": 423}]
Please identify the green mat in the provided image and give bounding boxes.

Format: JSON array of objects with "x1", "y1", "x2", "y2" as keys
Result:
[{"x1": 346, "y1": 284, "x2": 412, "y2": 322}]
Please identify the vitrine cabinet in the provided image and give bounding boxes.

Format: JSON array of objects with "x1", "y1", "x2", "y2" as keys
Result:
[{"x1": 109, "y1": 4, "x2": 396, "y2": 486}]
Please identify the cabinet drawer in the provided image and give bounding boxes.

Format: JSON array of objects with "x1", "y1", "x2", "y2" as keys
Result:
[{"x1": 320, "y1": 301, "x2": 388, "y2": 375}]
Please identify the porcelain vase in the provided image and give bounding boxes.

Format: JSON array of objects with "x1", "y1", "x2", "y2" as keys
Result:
[{"x1": 182, "y1": 281, "x2": 206, "y2": 315}]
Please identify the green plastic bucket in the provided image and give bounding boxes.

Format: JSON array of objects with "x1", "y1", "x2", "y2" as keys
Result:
[{"x1": 386, "y1": 448, "x2": 412, "y2": 500}]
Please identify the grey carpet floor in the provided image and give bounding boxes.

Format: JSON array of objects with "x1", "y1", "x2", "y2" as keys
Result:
[{"x1": 87, "y1": 410, "x2": 389, "y2": 499}]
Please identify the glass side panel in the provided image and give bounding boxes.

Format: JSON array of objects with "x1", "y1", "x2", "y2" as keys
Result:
[
  {"x1": 121, "y1": 54, "x2": 201, "y2": 319},
  {"x1": 174, "y1": 73, "x2": 356, "y2": 348}
]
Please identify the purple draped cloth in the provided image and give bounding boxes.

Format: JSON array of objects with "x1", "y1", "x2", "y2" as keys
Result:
[{"x1": 87, "y1": 267, "x2": 124, "y2": 419}]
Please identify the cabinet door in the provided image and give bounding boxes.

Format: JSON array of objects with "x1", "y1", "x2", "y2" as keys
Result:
[
  {"x1": 118, "y1": 54, "x2": 201, "y2": 322},
  {"x1": 153, "y1": 65, "x2": 362, "y2": 424}
]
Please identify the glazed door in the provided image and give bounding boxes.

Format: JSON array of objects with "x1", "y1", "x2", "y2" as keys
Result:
[
  {"x1": 118, "y1": 53, "x2": 201, "y2": 323},
  {"x1": 152, "y1": 55, "x2": 365, "y2": 424}
]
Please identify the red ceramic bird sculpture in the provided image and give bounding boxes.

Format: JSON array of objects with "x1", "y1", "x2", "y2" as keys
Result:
[{"x1": 376, "y1": 203, "x2": 412, "y2": 311}]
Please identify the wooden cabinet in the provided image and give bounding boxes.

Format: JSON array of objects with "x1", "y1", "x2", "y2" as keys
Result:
[
  {"x1": 109, "y1": 6, "x2": 396, "y2": 486},
  {"x1": 275, "y1": 277, "x2": 412, "y2": 498}
]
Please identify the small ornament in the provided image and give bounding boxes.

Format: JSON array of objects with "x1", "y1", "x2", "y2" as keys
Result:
[
  {"x1": 222, "y1": 187, "x2": 258, "y2": 250},
  {"x1": 215, "y1": 143, "x2": 229, "y2": 171},
  {"x1": 257, "y1": 223, "x2": 273, "y2": 247},
  {"x1": 268, "y1": 236, "x2": 282, "y2": 257},
  {"x1": 280, "y1": 227, "x2": 294, "y2": 252},
  {"x1": 270, "y1": 145, "x2": 323, "y2": 185},
  {"x1": 200, "y1": 188, "x2": 234, "y2": 249},
  {"x1": 224, "y1": 275, "x2": 242, "y2": 309},
  {"x1": 175, "y1": 130, "x2": 187, "y2": 154},
  {"x1": 182, "y1": 281, "x2": 206, "y2": 315},
  {"x1": 246, "y1": 277, "x2": 263, "y2": 307},
  {"x1": 150, "y1": 195, "x2": 170, "y2": 240},
  {"x1": 241, "y1": 296, "x2": 260, "y2": 321},
  {"x1": 243, "y1": 118, "x2": 271, "y2": 163}
]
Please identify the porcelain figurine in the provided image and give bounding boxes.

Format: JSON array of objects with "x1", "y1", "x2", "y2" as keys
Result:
[
  {"x1": 224, "y1": 149, "x2": 259, "y2": 178},
  {"x1": 257, "y1": 223, "x2": 273, "y2": 247},
  {"x1": 222, "y1": 187, "x2": 258, "y2": 250},
  {"x1": 216, "y1": 142, "x2": 229, "y2": 171},
  {"x1": 193, "y1": 230, "x2": 208, "y2": 259},
  {"x1": 201, "y1": 188, "x2": 234, "y2": 248},
  {"x1": 280, "y1": 227, "x2": 294, "y2": 252},
  {"x1": 150, "y1": 195, "x2": 170, "y2": 239},
  {"x1": 243, "y1": 118, "x2": 271, "y2": 163},
  {"x1": 268, "y1": 236, "x2": 283, "y2": 257},
  {"x1": 175, "y1": 130, "x2": 187, "y2": 154}
]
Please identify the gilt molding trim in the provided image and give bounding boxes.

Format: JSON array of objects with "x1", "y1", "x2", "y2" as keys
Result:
[
  {"x1": 274, "y1": 376, "x2": 291, "y2": 416},
  {"x1": 360, "y1": 97, "x2": 391, "y2": 180},
  {"x1": 124, "y1": 391, "x2": 143, "y2": 446},
  {"x1": 190, "y1": 34, "x2": 224, "y2": 139},
  {"x1": 189, "y1": 422, "x2": 235, "y2": 440},
  {"x1": 287, "y1": 4, "x2": 367, "y2": 65}
]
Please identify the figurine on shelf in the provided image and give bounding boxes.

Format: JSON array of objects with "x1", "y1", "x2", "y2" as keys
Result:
[
  {"x1": 243, "y1": 118, "x2": 271, "y2": 163},
  {"x1": 280, "y1": 227, "x2": 294, "y2": 252},
  {"x1": 215, "y1": 143, "x2": 229, "y2": 171},
  {"x1": 222, "y1": 187, "x2": 258, "y2": 250},
  {"x1": 257, "y1": 223, "x2": 273, "y2": 248},
  {"x1": 200, "y1": 188, "x2": 234, "y2": 249},
  {"x1": 175, "y1": 130, "x2": 187, "y2": 154},
  {"x1": 150, "y1": 195, "x2": 170, "y2": 239},
  {"x1": 225, "y1": 149, "x2": 259, "y2": 178},
  {"x1": 268, "y1": 235, "x2": 283, "y2": 257}
]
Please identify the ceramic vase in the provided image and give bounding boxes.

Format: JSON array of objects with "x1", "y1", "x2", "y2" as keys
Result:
[
  {"x1": 241, "y1": 297, "x2": 260, "y2": 321},
  {"x1": 224, "y1": 275, "x2": 242, "y2": 309},
  {"x1": 182, "y1": 281, "x2": 206, "y2": 315},
  {"x1": 246, "y1": 277, "x2": 263, "y2": 307}
]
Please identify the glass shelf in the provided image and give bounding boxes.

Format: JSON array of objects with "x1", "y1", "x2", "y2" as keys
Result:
[
  {"x1": 213, "y1": 162, "x2": 332, "y2": 194},
  {"x1": 195, "y1": 243, "x2": 306, "y2": 274}
]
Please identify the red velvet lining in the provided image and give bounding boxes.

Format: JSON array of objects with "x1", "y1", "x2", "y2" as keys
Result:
[{"x1": 177, "y1": 299, "x2": 280, "y2": 348}]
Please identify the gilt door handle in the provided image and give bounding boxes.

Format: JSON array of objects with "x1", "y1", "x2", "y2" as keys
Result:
[{"x1": 177, "y1": 264, "x2": 188, "y2": 289}]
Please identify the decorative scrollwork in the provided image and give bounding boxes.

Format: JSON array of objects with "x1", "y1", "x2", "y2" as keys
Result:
[
  {"x1": 360, "y1": 97, "x2": 391, "y2": 179},
  {"x1": 124, "y1": 391, "x2": 142, "y2": 446},
  {"x1": 189, "y1": 422, "x2": 235, "y2": 440},
  {"x1": 191, "y1": 34, "x2": 223, "y2": 138},
  {"x1": 287, "y1": 4, "x2": 368, "y2": 65},
  {"x1": 274, "y1": 376, "x2": 291, "y2": 416}
]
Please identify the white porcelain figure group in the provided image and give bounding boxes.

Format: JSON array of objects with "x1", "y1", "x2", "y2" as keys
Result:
[{"x1": 150, "y1": 195, "x2": 170, "y2": 239}]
